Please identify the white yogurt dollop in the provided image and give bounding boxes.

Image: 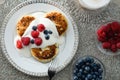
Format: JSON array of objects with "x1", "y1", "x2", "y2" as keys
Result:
[
  {"x1": 23, "y1": 17, "x2": 59, "y2": 48},
  {"x1": 31, "y1": 12, "x2": 45, "y2": 19},
  {"x1": 79, "y1": 0, "x2": 110, "y2": 10}
]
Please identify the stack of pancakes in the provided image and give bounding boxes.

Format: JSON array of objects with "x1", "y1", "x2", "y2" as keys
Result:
[{"x1": 16, "y1": 11, "x2": 68, "y2": 63}]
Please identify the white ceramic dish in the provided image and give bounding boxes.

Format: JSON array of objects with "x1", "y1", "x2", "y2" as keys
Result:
[
  {"x1": 78, "y1": 0, "x2": 110, "y2": 10},
  {"x1": 95, "y1": 20, "x2": 120, "y2": 56},
  {"x1": 72, "y1": 56, "x2": 105, "y2": 80},
  {"x1": 1, "y1": 0, "x2": 79, "y2": 76}
]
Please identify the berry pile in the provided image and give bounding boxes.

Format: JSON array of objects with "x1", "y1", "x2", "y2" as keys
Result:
[
  {"x1": 97, "y1": 21, "x2": 120, "y2": 52},
  {"x1": 73, "y1": 56, "x2": 104, "y2": 80},
  {"x1": 16, "y1": 24, "x2": 46, "y2": 49}
]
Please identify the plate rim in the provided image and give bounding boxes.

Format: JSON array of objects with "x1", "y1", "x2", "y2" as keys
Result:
[{"x1": 1, "y1": 0, "x2": 79, "y2": 76}]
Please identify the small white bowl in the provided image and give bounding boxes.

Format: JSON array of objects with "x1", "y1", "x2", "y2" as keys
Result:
[
  {"x1": 79, "y1": 0, "x2": 111, "y2": 10},
  {"x1": 72, "y1": 56, "x2": 105, "y2": 80},
  {"x1": 95, "y1": 20, "x2": 120, "y2": 56}
]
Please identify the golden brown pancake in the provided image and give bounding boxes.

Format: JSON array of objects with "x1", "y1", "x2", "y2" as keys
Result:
[
  {"x1": 16, "y1": 16, "x2": 35, "y2": 36},
  {"x1": 45, "y1": 11, "x2": 68, "y2": 36},
  {"x1": 31, "y1": 44, "x2": 59, "y2": 63}
]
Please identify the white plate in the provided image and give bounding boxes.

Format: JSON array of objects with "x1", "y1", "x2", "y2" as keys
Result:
[{"x1": 1, "y1": 0, "x2": 79, "y2": 76}]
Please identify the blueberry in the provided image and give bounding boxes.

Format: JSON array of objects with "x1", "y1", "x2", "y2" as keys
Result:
[
  {"x1": 32, "y1": 26, "x2": 37, "y2": 31},
  {"x1": 92, "y1": 74, "x2": 97, "y2": 79},
  {"x1": 44, "y1": 30, "x2": 48, "y2": 35},
  {"x1": 78, "y1": 59, "x2": 84, "y2": 66},
  {"x1": 86, "y1": 62, "x2": 90, "y2": 66},
  {"x1": 90, "y1": 63, "x2": 95, "y2": 67},
  {"x1": 99, "y1": 75, "x2": 102, "y2": 79},
  {"x1": 75, "y1": 63, "x2": 79, "y2": 67},
  {"x1": 85, "y1": 57, "x2": 94, "y2": 63},
  {"x1": 83, "y1": 70, "x2": 88, "y2": 75},
  {"x1": 45, "y1": 35, "x2": 50, "y2": 40},
  {"x1": 91, "y1": 72, "x2": 94, "y2": 75},
  {"x1": 74, "y1": 69, "x2": 79, "y2": 74},
  {"x1": 85, "y1": 78, "x2": 89, "y2": 80},
  {"x1": 94, "y1": 72, "x2": 99, "y2": 76},
  {"x1": 96, "y1": 63, "x2": 101, "y2": 68},
  {"x1": 90, "y1": 57, "x2": 94, "y2": 62},
  {"x1": 96, "y1": 78, "x2": 101, "y2": 80},
  {"x1": 30, "y1": 39, "x2": 34, "y2": 44},
  {"x1": 81, "y1": 75, "x2": 85, "y2": 79},
  {"x1": 75, "y1": 63, "x2": 80, "y2": 69},
  {"x1": 98, "y1": 68, "x2": 103, "y2": 74},
  {"x1": 79, "y1": 69, "x2": 83, "y2": 73},
  {"x1": 77, "y1": 73, "x2": 82, "y2": 77},
  {"x1": 87, "y1": 74, "x2": 92, "y2": 79},
  {"x1": 48, "y1": 30, "x2": 53, "y2": 34},
  {"x1": 91, "y1": 63, "x2": 98, "y2": 71},
  {"x1": 84, "y1": 66, "x2": 90, "y2": 72},
  {"x1": 78, "y1": 78, "x2": 82, "y2": 80},
  {"x1": 93, "y1": 66, "x2": 98, "y2": 71},
  {"x1": 82, "y1": 65, "x2": 85, "y2": 69},
  {"x1": 85, "y1": 57, "x2": 91, "y2": 61},
  {"x1": 73, "y1": 76, "x2": 78, "y2": 80}
]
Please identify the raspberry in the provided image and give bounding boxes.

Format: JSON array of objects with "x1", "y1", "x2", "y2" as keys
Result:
[
  {"x1": 97, "y1": 28, "x2": 103, "y2": 36},
  {"x1": 107, "y1": 23, "x2": 112, "y2": 28},
  {"x1": 116, "y1": 38, "x2": 120, "y2": 43},
  {"x1": 97, "y1": 29, "x2": 106, "y2": 39},
  {"x1": 106, "y1": 23, "x2": 112, "y2": 32},
  {"x1": 16, "y1": 40, "x2": 23, "y2": 49},
  {"x1": 111, "y1": 21, "x2": 120, "y2": 33},
  {"x1": 101, "y1": 32, "x2": 106, "y2": 38},
  {"x1": 31, "y1": 31, "x2": 39, "y2": 38},
  {"x1": 102, "y1": 25, "x2": 111, "y2": 33},
  {"x1": 21, "y1": 37, "x2": 30, "y2": 46},
  {"x1": 117, "y1": 42, "x2": 120, "y2": 49},
  {"x1": 37, "y1": 24, "x2": 45, "y2": 32},
  {"x1": 110, "y1": 44, "x2": 117, "y2": 52},
  {"x1": 108, "y1": 39, "x2": 117, "y2": 44},
  {"x1": 107, "y1": 31, "x2": 114, "y2": 38},
  {"x1": 117, "y1": 33, "x2": 120, "y2": 37},
  {"x1": 34, "y1": 37, "x2": 42, "y2": 46},
  {"x1": 102, "y1": 42, "x2": 111, "y2": 49},
  {"x1": 97, "y1": 36, "x2": 106, "y2": 42}
]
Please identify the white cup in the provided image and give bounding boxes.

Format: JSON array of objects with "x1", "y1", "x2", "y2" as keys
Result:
[{"x1": 79, "y1": 0, "x2": 111, "y2": 10}]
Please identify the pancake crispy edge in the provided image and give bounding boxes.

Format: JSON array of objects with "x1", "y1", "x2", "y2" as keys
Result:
[
  {"x1": 31, "y1": 44, "x2": 59, "y2": 63},
  {"x1": 16, "y1": 15, "x2": 35, "y2": 37},
  {"x1": 45, "y1": 11, "x2": 68, "y2": 36}
]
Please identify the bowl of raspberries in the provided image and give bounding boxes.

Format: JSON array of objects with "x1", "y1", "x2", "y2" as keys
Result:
[
  {"x1": 72, "y1": 56, "x2": 105, "y2": 80},
  {"x1": 96, "y1": 21, "x2": 120, "y2": 55}
]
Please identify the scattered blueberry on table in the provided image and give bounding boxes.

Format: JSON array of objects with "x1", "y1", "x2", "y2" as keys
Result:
[{"x1": 73, "y1": 56, "x2": 104, "y2": 80}]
